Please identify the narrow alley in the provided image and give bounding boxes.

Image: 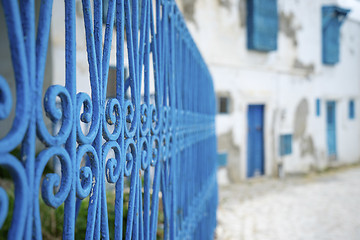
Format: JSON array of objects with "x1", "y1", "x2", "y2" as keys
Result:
[{"x1": 216, "y1": 166, "x2": 360, "y2": 240}]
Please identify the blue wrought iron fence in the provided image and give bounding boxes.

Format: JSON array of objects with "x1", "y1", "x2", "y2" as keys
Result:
[{"x1": 0, "y1": 0, "x2": 218, "y2": 239}]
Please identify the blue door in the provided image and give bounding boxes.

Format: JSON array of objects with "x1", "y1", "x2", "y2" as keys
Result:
[
  {"x1": 326, "y1": 101, "x2": 337, "y2": 157},
  {"x1": 247, "y1": 105, "x2": 265, "y2": 177}
]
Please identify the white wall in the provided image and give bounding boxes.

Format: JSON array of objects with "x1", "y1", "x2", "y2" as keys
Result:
[{"x1": 177, "y1": 0, "x2": 360, "y2": 181}]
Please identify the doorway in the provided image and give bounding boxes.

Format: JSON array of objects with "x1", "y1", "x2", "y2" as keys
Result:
[
  {"x1": 247, "y1": 105, "x2": 265, "y2": 177},
  {"x1": 326, "y1": 101, "x2": 337, "y2": 159}
]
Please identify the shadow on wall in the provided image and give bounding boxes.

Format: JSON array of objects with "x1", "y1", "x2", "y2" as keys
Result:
[
  {"x1": 181, "y1": 0, "x2": 197, "y2": 26},
  {"x1": 217, "y1": 131, "x2": 242, "y2": 182},
  {"x1": 293, "y1": 98, "x2": 318, "y2": 163}
]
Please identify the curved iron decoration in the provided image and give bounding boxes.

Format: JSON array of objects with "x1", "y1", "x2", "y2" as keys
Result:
[{"x1": 0, "y1": 0, "x2": 217, "y2": 239}]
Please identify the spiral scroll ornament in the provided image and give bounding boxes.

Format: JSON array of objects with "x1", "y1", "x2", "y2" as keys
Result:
[{"x1": 0, "y1": 0, "x2": 217, "y2": 239}]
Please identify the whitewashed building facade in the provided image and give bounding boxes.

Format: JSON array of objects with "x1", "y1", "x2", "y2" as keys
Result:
[{"x1": 177, "y1": 0, "x2": 360, "y2": 182}]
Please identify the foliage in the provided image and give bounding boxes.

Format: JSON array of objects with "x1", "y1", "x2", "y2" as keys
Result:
[{"x1": 0, "y1": 181, "x2": 164, "y2": 239}]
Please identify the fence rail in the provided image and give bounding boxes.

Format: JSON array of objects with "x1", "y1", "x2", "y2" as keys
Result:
[{"x1": 0, "y1": 0, "x2": 217, "y2": 239}]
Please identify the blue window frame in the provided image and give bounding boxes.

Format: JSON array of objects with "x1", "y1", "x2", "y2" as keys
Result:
[
  {"x1": 316, "y1": 98, "x2": 321, "y2": 116},
  {"x1": 217, "y1": 153, "x2": 228, "y2": 168},
  {"x1": 218, "y1": 96, "x2": 229, "y2": 114},
  {"x1": 280, "y1": 134, "x2": 292, "y2": 156},
  {"x1": 349, "y1": 100, "x2": 355, "y2": 119},
  {"x1": 247, "y1": 0, "x2": 278, "y2": 51},
  {"x1": 322, "y1": 6, "x2": 350, "y2": 65}
]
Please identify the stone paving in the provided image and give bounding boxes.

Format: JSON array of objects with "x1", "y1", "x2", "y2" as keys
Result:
[{"x1": 215, "y1": 166, "x2": 360, "y2": 240}]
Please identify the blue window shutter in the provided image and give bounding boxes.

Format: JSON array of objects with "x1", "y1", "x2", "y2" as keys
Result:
[
  {"x1": 322, "y1": 6, "x2": 350, "y2": 65},
  {"x1": 349, "y1": 100, "x2": 355, "y2": 119},
  {"x1": 247, "y1": 0, "x2": 278, "y2": 51},
  {"x1": 316, "y1": 98, "x2": 321, "y2": 116},
  {"x1": 280, "y1": 134, "x2": 292, "y2": 156},
  {"x1": 217, "y1": 153, "x2": 228, "y2": 167}
]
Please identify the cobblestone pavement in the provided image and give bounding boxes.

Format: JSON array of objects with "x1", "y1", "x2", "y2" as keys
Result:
[{"x1": 215, "y1": 166, "x2": 360, "y2": 240}]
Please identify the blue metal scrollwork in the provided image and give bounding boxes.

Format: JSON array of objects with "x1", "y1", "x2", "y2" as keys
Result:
[{"x1": 0, "y1": 0, "x2": 217, "y2": 239}]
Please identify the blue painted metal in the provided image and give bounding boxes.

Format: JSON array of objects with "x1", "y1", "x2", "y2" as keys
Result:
[
  {"x1": 217, "y1": 152, "x2": 228, "y2": 167},
  {"x1": 349, "y1": 99, "x2": 355, "y2": 119},
  {"x1": 0, "y1": 0, "x2": 218, "y2": 239},
  {"x1": 322, "y1": 5, "x2": 350, "y2": 65},
  {"x1": 247, "y1": 105, "x2": 264, "y2": 178},
  {"x1": 326, "y1": 101, "x2": 337, "y2": 157},
  {"x1": 279, "y1": 134, "x2": 292, "y2": 156},
  {"x1": 316, "y1": 98, "x2": 321, "y2": 116},
  {"x1": 247, "y1": 0, "x2": 278, "y2": 51}
]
